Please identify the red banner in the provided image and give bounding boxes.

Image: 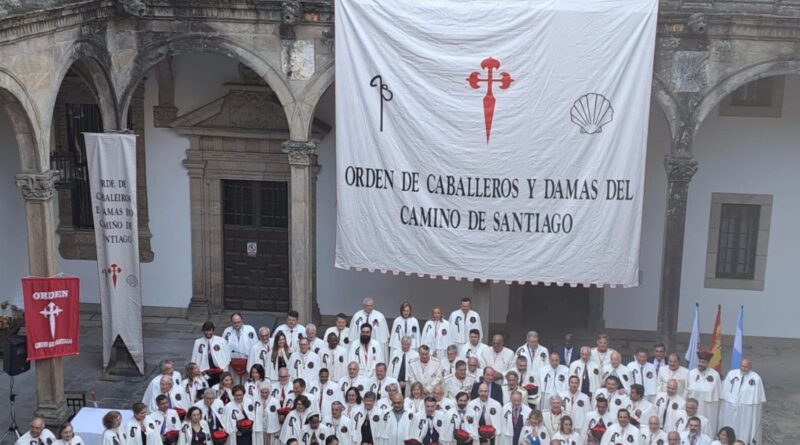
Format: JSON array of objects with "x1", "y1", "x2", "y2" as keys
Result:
[{"x1": 22, "y1": 277, "x2": 80, "y2": 360}]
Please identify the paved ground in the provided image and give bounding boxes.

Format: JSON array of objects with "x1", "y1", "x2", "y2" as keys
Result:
[{"x1": 0, "y1": 310, "x2": 797, "y2": 444}]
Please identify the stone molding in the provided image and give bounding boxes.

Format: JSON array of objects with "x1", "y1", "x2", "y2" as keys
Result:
[
  {"x1": 15, "y1": 170, "x2": 59, "y2": 201},
  {"x1": 282, "y1": 140, "x2": 318, "y2": 165}
]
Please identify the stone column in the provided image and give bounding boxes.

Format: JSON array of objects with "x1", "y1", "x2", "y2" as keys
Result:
[
  {"x1": 472, "y1": 280, "x2": 491, "y2": 339},
  {"x1": 657, "y1": 154, "x2": 698, "y2": 352},
  {"x1": 15, "y1": 170, "x2": 68, "y2": 424},
  {"x1": 282, "y1": 140, "x2": 317, "y2": 324}
]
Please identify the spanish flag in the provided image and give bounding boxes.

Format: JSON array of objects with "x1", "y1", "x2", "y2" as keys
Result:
[{"x1": 709, "y1": 305, "x2": 723, "y2": 372}]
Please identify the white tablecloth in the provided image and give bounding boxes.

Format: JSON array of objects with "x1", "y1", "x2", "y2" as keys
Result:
[{"x1": 71, "y1": 408, "x2": 134, "y2": 445}]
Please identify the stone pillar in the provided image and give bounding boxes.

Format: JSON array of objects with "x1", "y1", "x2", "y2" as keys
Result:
[
  {"x1": 657, "y1": 154, "x2": 698, "y2": 352},
  {"x1": 283, "y1": 140, "x2": 317, "y2": 324},
  {"x1": 15, "y1": 170, "x2": 68, "y2": 424},
  {"x1": 472, "y1": 280, "x2": 491, "y2": 339}
]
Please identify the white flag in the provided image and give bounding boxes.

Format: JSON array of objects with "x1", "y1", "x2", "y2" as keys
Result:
[
  {"x1": 335, "y1": 0, "x2": 658, "y2": 286},
  {"x1": 84, "y1": 133, "x2": 145, "y2": 374},
  {"x1": 685, "y1": 303, "x2": 700, "y2": 370}
]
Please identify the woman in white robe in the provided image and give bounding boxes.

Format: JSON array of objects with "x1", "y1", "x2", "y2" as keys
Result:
[
  {"x1": 55, "y1": 422, "x2": 86, "y2": 445},
  {"x1": 390, "y1": 302, "x2": 420, "y2": 353},
  {"x1": 213, "y1": 373, "x2": 236, "y2": 405},
  {"x1": 267, "y1": 333, "x2": 291, "y2": 381},
  {"x1": 185, "y1": 363, "x2": 211, "y2": 404},
  {"x1": 343, "y1": 387, "x2": 363, "y2": 420},
  {"x1": 102, "y1": 411, "x2": 126, "y2": 445},
  {"x1": 420, "y1": 308, "x2": 453, "y2": 359},
  {"x1": 280, "y1": 395, "x2": 312, "y2": 444},
  {"x1": 178, "y1": 407, "x2": 212, "y2": 445},
  {"x1": 253, "y1": 382, "x2": 281, "y2": 445},
  {"x1": 519, "y1": 410, "x2": 548, "y2": 445},
  {"x1": 223, "y1": 385, "x2": 257, "y2": 445},
  {"x1": 245, "y1": 364, "x2": 268, "y2": 400},
  {"x1": 710, "y1": 426, "x2": 736, "y2": 445},
  {"x1": 125, "y1": 403, "x2": 164, "y2": 445},
  {"x1": 551, "y1": 416, "x2": 583, "y2": 445},
  {"x1": 405, "y1": 382, "x2": 426, "y2": 414}
]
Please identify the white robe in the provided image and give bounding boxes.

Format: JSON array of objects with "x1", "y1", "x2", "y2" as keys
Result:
[
  {"x1": 279, "y1": 410, "x2": 311, "y2": 444},
  {"x1": 266, "y1": 349, "x2": 291, "y2": 381},
  {"x1": 322, "y1": 415, "x2": 355, "y2": 445},
  {"x1": 273, "y1": 324, "x2": 307, "y2": 353},
  {"x1": 348, "y1": 341, "x2": 385, "y2": 378},
  {"x1": 148, "y1": 387, "x2": 190, "y2": 413},
  {"x1": 185, "y1": 377, "x2": 210, "y2": 404},
  {"x1": 673, "y1": 411, "x2": 709, "y2": 437},
  {"x1": 388, "y1": 349, "x2": 419, "y2": 386},
  {"x1": 629, "y1": 399, "x2": 655, "y2": 429},
  {"x1": 300, "y1": 425, "x2": 334, "y2": 445},
  {"x1": 541, "y1": 409, "x2": 564, "y2": 439},
  {"x1": 194, "y1": 400, "x2": 227, "y2": 432},
  {"x1": 16, "y1": 430, "x2": 57, "y2": 445},
  {"x1": 409, "y1": 411, "x2": 448, "y2": 444},
  {"x1": 177, "y1": 422, "x2": 212, "y2": 445},
  {"x1": 223, "y1": 399, "x2": 257, "y2": 445},
  {"x1": 481, "y1": 348, "x2": 515, "y2": 374},
  {"x1": 148, "y1": 409, "x2": 182, "y2": 437},
  {"x1": 351, "y1": 407, "x2": 384, "y2": 445},
  {"x1": 599, "y1": 423, "x2": 641, "y2": 445},
  {"x1": 373, "y1": 377, "x2": 399, "y2": 401},
  {"x1": 124, "y1": 419, "x2": 164, "y2": 445},
  {"x1": 223, "y1": 325, "x2": 258, "y2": 359},
  {"x1": 627, "y1": 360, "x2": 658, "y2": 398},
  {"x1": 569, "y1": 360, "x2": 603, "y2": 396},
  {"x1": 101, "y1": 429, "x2": 125, "y2": 445},
  {"x1": 657, "y1": 367, "x2": 689, "y2": 397},
  {"x1": 409, "y1": 357, "x2": 443, "y2": 394},
  {"x1": 686, "y1": 368, "x2": 721, "y2": 434},
  {"x1": 448, "y1": 309, "x2": 483, "y2": 346},
  {"x1": 498, "y1": 403, "x2": 532, "y2": 445},
  {"x1": 324, "y1": 326, "x2": 352, "y2": 349},
  {"x1": 519, "y1": 424, "x2": 549, "y2": 445},
  {"x1": 580, "y1": 410, "x2": 615, "y2": 442},
  {"x1": 593, "y1": 389, "x2": 631, "y2": 419},
  {"x1": 589, "y1": 348, "x2": 618, "y2": 374},
  {"x1": 465, "y1": 398, "x2": 503, "y2": 432},
  {"x1": 718, "y1": 369, "x2": 765, "y2": 445},
  {"x1": 193, "y1": 336, "x2": 232, "y2": 372},
  {"x1": 319, "y1": 345, "x2": 349, "y2": 382},
  {"x1": 339, "y1": 375, "x2": 373, "y2": 400},
  {"x1": 444, "y1": 374, "x2": 475, "y2": 399},
  {"x1": 678, "y1": 432, "x2": 712, "y2": 445},
  {"x1": 310, "y1": 381, "x2": 344, "y2": 418},
  {"x1": 559, "y1": 390, "x2": 591, "y2": 434},
  {"x1": 652, "y1": 393, "x2": 685, "y2": 432},
  {"x1": 552, "y1": 431, "x2": 582, "y2": 445},
  {"x1": 54, "y1": 437, "x2": 86, "y2": 445},
  {"x1": 390, "y1": 316, "x2": 420, "y2": 351},
  {"x1": 144, "y1": 373, "x2": 184, "y2": 409},
  {"x1": 602, "y1": 364, "x2": 633, "y2": 392},
  {"x1": 253, "y1": 396, "x2": 282, "y2": 436},
  {"x1": 538, "y1": 365, "x2": 569, "y2": 410},
  {"x1": 459, "y1": 343, "x2": 489, "y2": 368},
  {"x1": 288, "y1": 351, "x2": 322, "y2": 386},
  {"x1": 349, "y1": 310, "x2": 390, "y2": 357},
  {"x1": 380, "y1": 410, "x2": 415, "y2": 445},
  {"x1": 246, "y1": 342, "x2": 272, "y2": 372},
  {"x1": 514, "y1": 345, "x2": 550, "y2": 374},
  {"x1": 641, "y1": 429, "x2": 668, "y2": 445},
  {"x1": 211, "y1": 385, "x2": 235, "y2": 406},
  {"x1": 420, "y1": 320, "x2": 453, "y2": 359}
]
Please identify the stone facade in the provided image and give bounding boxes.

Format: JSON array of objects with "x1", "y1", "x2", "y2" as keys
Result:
[{"x1": 0, "y1": 0, "x2": 798, "y2": 423}]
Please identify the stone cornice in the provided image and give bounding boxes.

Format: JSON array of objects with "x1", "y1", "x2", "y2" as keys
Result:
[{"x1": 0, "y1": 1, "x2": 112, "y2": 46}]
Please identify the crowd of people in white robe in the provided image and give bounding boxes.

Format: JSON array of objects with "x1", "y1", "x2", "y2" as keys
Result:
[{"x1": 17, "y1": 298, "x2": 766, "y2": 445}]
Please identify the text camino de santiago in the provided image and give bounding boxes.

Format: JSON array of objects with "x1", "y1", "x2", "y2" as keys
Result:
[{"x1": 344, "y1": 166, "x2": 634, "y2": 234}]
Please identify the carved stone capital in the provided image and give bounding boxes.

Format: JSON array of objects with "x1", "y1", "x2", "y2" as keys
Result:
[
  {"x1": 282, "y1": 140, "x2": 318, "y2": 166},
  {"x1": 664, "y1": 155, "x2": 698, "y2": 183},
  {"x1": 15, "y1": 171, "x2": 59, "y2": 201}
]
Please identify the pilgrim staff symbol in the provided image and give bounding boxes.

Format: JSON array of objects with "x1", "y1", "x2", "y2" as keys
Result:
[{"x1": 370, "y1": 75, "x2": 393, "y2": 132}]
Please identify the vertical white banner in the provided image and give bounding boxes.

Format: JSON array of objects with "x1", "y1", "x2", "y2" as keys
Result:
[{"x1": 84, "y1": 132, "x2": 144, "y2": 373}]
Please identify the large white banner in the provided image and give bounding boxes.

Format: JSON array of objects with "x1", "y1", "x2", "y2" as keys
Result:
[
  {"x1": 84, "y1": 133, "x2": 144, "y2": 373},
  {"x1": 335, "y1": 0, "x2": 658, "y2": 287}
]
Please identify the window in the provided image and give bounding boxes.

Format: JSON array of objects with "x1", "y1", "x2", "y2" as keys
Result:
[
  {"x1": 705, "y1": 193, "x2": 772, "y2": 291},
  {"x1": 719, "y1": 76, "x2": 784, "y2": 118},
  {"x1": 64, "y1": 103, "x2": 103, "y2": 229}
]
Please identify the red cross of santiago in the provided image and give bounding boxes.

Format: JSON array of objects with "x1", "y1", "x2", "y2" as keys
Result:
[{"x1": 467, "y1": 57, "x2": 513, "y2": 143}]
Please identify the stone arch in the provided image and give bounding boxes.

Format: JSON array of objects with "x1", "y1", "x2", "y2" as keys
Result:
[
  {"x1": 692, "y1": 59, "x2": 800, "y2": 138},
  {"x1": 49, "y1": 39, "x2": 120, "y2": 132},
  {"x1": 293, "y1": 60, "x2": 335, "y2": 141},
  {"x1": 0, "y1": 68, "x2": 44, "y2": 172},
  {"x1": 117, "y1": 35, "x2": 294, "y2": 125},
  {"x1": 651, "y1": 75, "x2": 681, "y2": 144}
]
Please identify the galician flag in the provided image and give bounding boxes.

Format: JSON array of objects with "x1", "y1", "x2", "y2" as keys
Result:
[
  {"x1": 730, "y1": 306, "x2": 744, "y2": 370},
  {"x1": 709, "y1": 305, "x2": 722, "y2": 372},
  {"x1": 685, "y1": 303, "x2": 700, "y2": 369}
]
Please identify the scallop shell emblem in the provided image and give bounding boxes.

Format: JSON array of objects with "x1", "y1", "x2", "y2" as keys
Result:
[{"x1": 570, "y1": 93, "x2": 613, "y2": 134}]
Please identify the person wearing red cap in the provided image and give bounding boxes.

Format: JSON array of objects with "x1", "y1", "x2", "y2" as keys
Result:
[{"x1": 687, "y1": 351, "x2": 720, "y2": 435}]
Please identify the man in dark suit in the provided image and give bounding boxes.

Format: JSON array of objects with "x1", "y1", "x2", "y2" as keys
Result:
[
  {"x1": 648, "y1": 342, "x2": 667, "y2": 376},
  {"x1": 556, "y1": 333, "x2": 579, "y2": 366},
  {"x1": 469, "y1": 366, "x2": 503, "y2": 405}
]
